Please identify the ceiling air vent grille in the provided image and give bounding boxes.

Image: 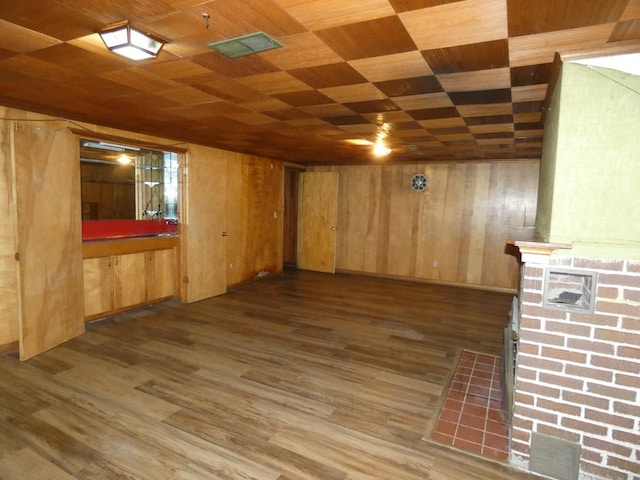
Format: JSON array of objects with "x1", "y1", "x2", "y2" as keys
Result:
[{"x1": 208, "y1": 32, "x2": 282, "y2": 58}]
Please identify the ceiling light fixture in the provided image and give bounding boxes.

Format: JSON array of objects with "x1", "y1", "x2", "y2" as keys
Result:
[
  {"x1": 373, "y1": 140, "x2": 391, "y2": 157},
  {"x1": 98, "y1": 21, "x2": 166, "y2": 61},
  {"x1": 372, "y1": 123, "x2": 392, "y2": 157},
  {"x1": 117, "y1": 154, "x2": 132, "y2": 165}
]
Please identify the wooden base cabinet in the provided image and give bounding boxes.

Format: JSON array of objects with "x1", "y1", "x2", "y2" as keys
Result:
[{"x1": 83, "y1": 248, "x2": 176, "y2": 320}]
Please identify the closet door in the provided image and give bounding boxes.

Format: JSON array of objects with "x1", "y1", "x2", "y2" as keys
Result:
[
  {"x1": 180, "y1": 145, "x2": 227, "y2": 302},
  {"x1": 297, "y1": 171, "x2": 339, "y2": 273},
  {"x1": 13, "y1": 122, "x2": 84, "y2": 360}
]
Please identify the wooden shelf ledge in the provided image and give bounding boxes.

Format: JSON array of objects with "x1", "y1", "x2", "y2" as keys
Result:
[
  {"x1": 507, "y1": 238, "x2": 572, "y2": 265},
  {"x1": 83, "y1": 235, "x2": 178, "y2": 259}
]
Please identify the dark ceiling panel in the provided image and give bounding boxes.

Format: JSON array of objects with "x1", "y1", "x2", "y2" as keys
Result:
[
  {"x1": 315, "y1": 16, "x2": 417, "y2": 61},
  {"x1": 389, "y1": 0, "x2": 465, "y2": 13},
  {"x1": 510, "y1": 63, "x2": 552, "y2": 86},
  {"x1": 449, "y1": 89, "x2": 512, "y2": 105},
  {"x1": 374, "y1": 76, "x2": 443, "y2": 97},
  {"x1": 507, "y1": 0, "x2": 629, "y2": 37},
  {"x1": 288, "y1": 63, "x2": 368, "y2": 88},
  {"x1": 422, "y1": 40, "x2": 510, "y2": 74},
  {"x1": 273, "y1": 90, "x2": 335, "y2": 107}
]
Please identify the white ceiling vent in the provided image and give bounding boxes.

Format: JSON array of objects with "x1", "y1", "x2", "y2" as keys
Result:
[{"x1": 208, "y1": 32, "x2": 282, "y2": 58}]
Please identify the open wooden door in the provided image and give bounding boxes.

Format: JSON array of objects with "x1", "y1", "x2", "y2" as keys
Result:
[
  {"x1": 0, "y1": 119, "x2": 19, "y2": 352},
  {"x1": 180, "y1": 145, "x2": 227, "y2": 302},
  {"x1": 297, "y1": 171, "x2": 338, "y2": 273},
  {"x1": 13, "y1": 122, "x2": 84, "y2": 360}
]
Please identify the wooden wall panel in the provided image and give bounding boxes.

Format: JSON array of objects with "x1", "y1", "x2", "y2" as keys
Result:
[
  {"x1": 226, "y1": 155, "x2": 283, "y2": 287},
  {"x1": 311, "y1": 160, "x2": 539, "y2": 290},
  {"x1": 0, "y1": 117, "x2": 18, "y2": 349},
  {"x1": 14, "y1": 120, "x2": 85, "y2": 359}
]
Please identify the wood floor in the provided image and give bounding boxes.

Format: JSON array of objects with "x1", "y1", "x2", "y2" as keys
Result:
[{"x1": 0, "y1": 269, "x2": 540, "y2": 480}]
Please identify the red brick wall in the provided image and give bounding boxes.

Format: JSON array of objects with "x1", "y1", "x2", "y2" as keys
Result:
[{"x1": 512, "y1": 256, "x2": 640, "y2": 480}]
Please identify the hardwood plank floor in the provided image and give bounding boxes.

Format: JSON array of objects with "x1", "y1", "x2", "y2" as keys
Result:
[{"x1": 0, "y1": 269, "x2": 540, "y2": 480}]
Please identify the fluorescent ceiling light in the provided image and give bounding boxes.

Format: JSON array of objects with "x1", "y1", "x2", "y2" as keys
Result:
[
  {"x1": 82, "y1": 141, "x2": 140, "y2": 152},
  {"x1": 99, "y1": 21, "x2": 166, "y2": 61}
]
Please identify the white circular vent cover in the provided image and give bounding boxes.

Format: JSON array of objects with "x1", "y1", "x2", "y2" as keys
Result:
[{"x1": 410, "y1": 173, "x2": 428, "y2": 192}]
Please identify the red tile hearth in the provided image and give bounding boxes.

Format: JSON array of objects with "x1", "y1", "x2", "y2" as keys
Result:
[{"x1": 429, "y1": 350, "x2": 509, "y2": 462}]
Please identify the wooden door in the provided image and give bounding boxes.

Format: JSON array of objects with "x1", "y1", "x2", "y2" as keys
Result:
[
  {"x1": 0, "y1": 120, "x2": 18, "y2": 350},
  {"x1": 13, "y1": 122, "x2": 84, "y2": 360},
  {"x1": 113, "y1": 252, "x2": 147, "y2": 309},
  {"x1": 180, "y1": 146, "x2": 227, "y2": 302},
  {"x1": 297, "y1": 172, "x2": 339, "y2": 273},
  {"x1": 147, "y1": 249, "x2": 175, "y2": 301},
  {"x1": 82, "y1": 257, "x2": 112, "y2": 318},
  {"x1": 283, "y1": 169, "x2": 299, "y2": 267}
]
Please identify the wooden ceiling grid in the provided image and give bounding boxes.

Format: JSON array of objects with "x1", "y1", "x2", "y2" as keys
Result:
[{"x1": 0, "y1": 0, "x2": 638, "y2": 164}]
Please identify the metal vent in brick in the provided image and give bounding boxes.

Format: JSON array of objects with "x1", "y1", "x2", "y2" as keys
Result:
[{"x1": 529, "y1": 432, "x2": 581, "y2": 480}]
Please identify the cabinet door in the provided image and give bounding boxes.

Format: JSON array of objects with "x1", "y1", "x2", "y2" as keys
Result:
[
  {"x1": 113, "y1": 252, "x2": 146, "y2": 309},
  {"x1": 147, "y1": 249, "x2": 175, "y2": 301},
  {"x1": 82, "y1": 257, "x2": 113, "y2": 318}
]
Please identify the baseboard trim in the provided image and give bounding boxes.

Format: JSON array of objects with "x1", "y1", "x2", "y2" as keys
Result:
[
  {"x1": 334, "y1": 268, "x2": 517, "y2": 294},
  {"x1": 0, "y1": 341, "x2": 19, "y2": 355}
]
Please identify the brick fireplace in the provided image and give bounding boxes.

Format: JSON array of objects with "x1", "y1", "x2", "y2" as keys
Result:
[{"x1": 509, "y1": 243, "x2": 640, "y2": 480}]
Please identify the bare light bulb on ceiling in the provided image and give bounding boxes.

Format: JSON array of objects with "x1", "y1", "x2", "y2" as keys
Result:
[{"x1": 373, "y1": 141, "x2": 391, "y2": 157}]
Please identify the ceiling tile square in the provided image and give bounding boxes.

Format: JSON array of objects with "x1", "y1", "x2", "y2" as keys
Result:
[
  {"x1": 374, "y1": 76, "x2": 443, "y2": 97},
  {"x1": 320, "y1": 83, "x2": 386, "y2": 103},
  {"x1": 437, "y1": 68, "x2": 511, "y2": 92},
  {"x1": 510, "y1": 63, "x2": 552, "y2": 86},
  {"x1": 236, "y1": 71, "x2": 309, "y2": 95},
  {"x1": 343, "y1": 99, "x2": 400, "y2": 114},
  {"x1": 324, "y1": 115, "x2": 371, "y2": 126},
  {"x1": 506, "y1": 0, "x2": 628, "y2": 37},
  {"x1": 349, "y1": 51, "x2": 433, "y2": 82},
  {"x1": 608, "y1": 18, "x2": 640, "y2": 41},
  {"x1": 400, "y1": 0, "x2": 508, "y2": 50},
  {"x1": 261, "y1": 32, "x2": 343, "y2": 70},
  {"x1": 464, "y1": 114, "x2": 513, "y2": 126},
  {"x1": 288, "y1": 62, "x2": 368, "y2": 88},
  {"x1": 409, "y1": 106, "x2": 459, "y2": 120},
  {"x1": 449, "y1": 88, "x2": 512, "y2": 105},
  {"x1": 271, "y1": 0, "x2": 395, "y2": 30},
  {"x1": 422, "y1": 40, "x2": 509, "y2": 74},
  {"x1": 316, "y1": 16, "x2": 416, "y2": 61},
  {"x1": 273, "y1": 90, "x2": 336, "y2": 106},
  {"x1": 389, "y1": 0, "x2": 466, "y2": 13},
  {"x1": 508, "y1": 24, "x2": 614, "y2": 67},
  {"x1": 392, "y1": 92, "x2": 453, "y2": 110}
]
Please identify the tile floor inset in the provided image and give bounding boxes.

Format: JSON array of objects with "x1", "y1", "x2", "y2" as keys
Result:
[{"x1": 431, "y1": 350, "x2": 509, "y2": 462}]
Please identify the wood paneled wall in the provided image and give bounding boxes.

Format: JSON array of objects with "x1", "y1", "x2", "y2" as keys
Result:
[
  {"x1": 310, "y1": 160, "x2": 539, "y2": 290},
  {"x1": 226, "y1": 155, "x2": 283, "y2": 288},
  {"x1": 0, "y1": 106, "x2": 285, "y2": 353}
]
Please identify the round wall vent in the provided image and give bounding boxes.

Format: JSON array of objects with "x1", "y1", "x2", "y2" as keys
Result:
[{"x1": 410, "y1": 173, "x2": 428, "y2": 192}]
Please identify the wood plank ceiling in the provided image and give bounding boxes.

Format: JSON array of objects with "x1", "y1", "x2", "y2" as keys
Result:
[{"x1": 0, "y1": 0, "x2": 638, "y2": 164}]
